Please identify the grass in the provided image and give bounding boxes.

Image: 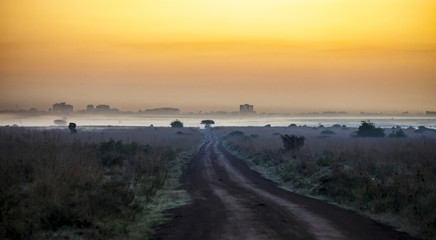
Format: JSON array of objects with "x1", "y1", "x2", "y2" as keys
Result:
[
  {"x1": 0, "y1": 126, "x2": 201, "y2": 239},
  {"x1": 213, "y1": 126, "x2": 436, "y2": 239}
]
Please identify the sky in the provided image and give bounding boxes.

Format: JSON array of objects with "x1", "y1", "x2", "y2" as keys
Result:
[{"x1": 0, "y1": 0, "x2": 435, "y2": 113}]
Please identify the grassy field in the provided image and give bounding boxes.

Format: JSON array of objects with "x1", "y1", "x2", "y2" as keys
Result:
[
  {"x1": 0, "y1": 126, "x2": 202, "y2": 239},
  {"x1": 213, "y1": 126, "x2": 436, "y2": 239}
]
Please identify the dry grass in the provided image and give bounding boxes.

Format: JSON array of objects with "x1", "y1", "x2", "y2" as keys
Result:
[
  {"x1": 214, "y1": 126, "x2": 436, "y2": 239},
  {"x1": 0, "y1": 126, "x2": 201, "y2": 239}
]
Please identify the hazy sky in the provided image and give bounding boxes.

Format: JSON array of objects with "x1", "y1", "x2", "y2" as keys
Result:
[{"x1": 1, "y1": 0, "x2": 435, "y2": 113}]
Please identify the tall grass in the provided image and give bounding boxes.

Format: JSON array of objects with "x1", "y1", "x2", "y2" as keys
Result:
[
  {"x1": 0, "y1": 127, "x2": 201, "y2": 239},
  {"x1": 215, "y1": 127, "x2": 436, "y2": 239}
]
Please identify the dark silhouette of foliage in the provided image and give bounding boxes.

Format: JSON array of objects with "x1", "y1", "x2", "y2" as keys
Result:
[
  {"x1": 68, "y1": 122, "x2": 77, "y2": 133},
  {"x1": 170, "y1": 119, "x2": 183, "y2": 128},
  {"x1": 201, "y1": 119, "x2": 215, "y2": 128},
  {"x1": 264, "y1": 124, "x2": 271, "y2": 127},
  {"x1": 281, "y1": 134, "x2": 305, "y2": 151},
  {"x1": 356, "y1": 121, "x2": 385, "y2": 137},
  {"x1": 389, "y1": 129, "x2": 407, "y2": 138},
  {"x1": 321, "y1": 129, "x2": 335, "y2": 135},
  {"x1": 414, "y1": 126, "x2": 436, "y2": 133},
  {"x1": 227, "y1": 131, "x2": 244, "y2": 137},
  {"x1": 288, "y1": 124, "x2": 297, "y2": 128},
  {"x1": 99, "y1": 139, "x2": 139, "y2": 166}
]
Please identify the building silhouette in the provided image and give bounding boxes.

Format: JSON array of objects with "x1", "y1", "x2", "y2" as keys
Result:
[
  {"x1": 86, "y1": 105, "x2": 94, "y2": 112},
  {"x1": 144, "y1": 107, "x2": 180, "y2": 115},
  {"x1": 52, "y1": 102, "x2": 73, "y2": 113},
  {"x1": 96, "y1": 105, "x2": 110, "y2": 112},
  {"x1": 426, "y1": 111, "x2": 436, "y2": 116},
  {"x1": 240, "y1": 104, "x2": 255, "y2": 114}
]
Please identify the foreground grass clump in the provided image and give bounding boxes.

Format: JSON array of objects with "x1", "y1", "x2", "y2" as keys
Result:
[
  {"x1": 216, "y1": 126, "x2": 436, "y2": 239},
  {"x1": 0, "y1": 127, "x2": 200, "y2": 239}
]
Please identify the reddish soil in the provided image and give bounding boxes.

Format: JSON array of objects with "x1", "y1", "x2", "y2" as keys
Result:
[{"x1": 152, "y1": 131, "x2": 414, "y2": 240}]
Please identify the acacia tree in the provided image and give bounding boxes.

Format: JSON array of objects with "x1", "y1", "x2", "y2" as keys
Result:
[{"x1": 201, "y1": 120, "x2": 215, "y2": 128}]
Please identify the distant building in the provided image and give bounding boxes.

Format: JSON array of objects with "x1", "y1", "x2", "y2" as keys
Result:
[
  {"x1": 96, "y1": 104, "x2": 110, "y2": 112},
  {"x1": 240, "y1": 104, "x2": 255, "y2": 114},
  {"x1": 144, "y1": 107, "x2": 180, "y2": 115},
  {"x1": 53, "y1": 102, "x2": 73, "y2": 113},
  {"x1": 426, "y1": 111, "x2": 436, "y2": 116},
  {"x1": 86, "y1": 105, "x2": 94, "y2": 112}
]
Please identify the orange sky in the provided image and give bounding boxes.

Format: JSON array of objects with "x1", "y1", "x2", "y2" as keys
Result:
[{"x1": 1, "y1": 0, "x2": 435, "y2": 113}]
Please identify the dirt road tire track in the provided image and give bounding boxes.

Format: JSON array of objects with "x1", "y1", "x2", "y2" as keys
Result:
[{"x1": 152, "y1": 131, "x2": 414, "y2": 240}]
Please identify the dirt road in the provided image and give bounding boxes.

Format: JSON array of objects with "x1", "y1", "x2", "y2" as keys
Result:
[{"x1": 153, "y1": 130, "x2": 413, "y2": 240}]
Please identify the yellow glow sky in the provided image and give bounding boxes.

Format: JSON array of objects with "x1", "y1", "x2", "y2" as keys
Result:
[{"x1": 1, "y1": 0, "x2": 435, "y2": 112}]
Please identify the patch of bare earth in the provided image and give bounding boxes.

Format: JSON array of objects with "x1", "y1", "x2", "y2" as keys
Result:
[{"x1": 153, "y1": 131, "x2": 414, "y2": 240}]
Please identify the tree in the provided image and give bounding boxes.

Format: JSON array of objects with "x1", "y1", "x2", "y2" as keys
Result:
[
  {"x1": 201, "y1": 120, "x2": 215, "y2": 128},
  {"x1": 356, "y1": 121, "x2": 385, "y2": 137},
  {"x1": 170, "y1": 119, "x2": 183, "y2": 128}
]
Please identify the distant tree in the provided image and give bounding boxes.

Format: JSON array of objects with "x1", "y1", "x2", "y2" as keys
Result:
[
  {"x1": 68, "y1": 122, "x2": 77, "y2": 133},
  {"x1": 201, "y1": 120, "x2": 215, "y2": 128},
  {"x1": 264, "y1": 124, "x2": 271, "y2": 127},
  {"x1": 356, "y1": 121, "x2": 385, "y2": 137},
  {"x1": 170, "y1": 119, "x2": 183, "y2": 128},
  {"x1": 281, "y1": 134, "x2": 305, "y2": 151}
]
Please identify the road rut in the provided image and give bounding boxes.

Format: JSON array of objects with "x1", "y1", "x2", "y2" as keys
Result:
[{"x1": 153, "y1": 131, "x2": 413, "y2": 240}]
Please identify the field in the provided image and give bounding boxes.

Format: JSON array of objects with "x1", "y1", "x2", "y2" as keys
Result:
[
  {"x1": 0, "y1": 126, "x2": 202, "y2": 239},
  {"x1": 2, "y1": 124, "x2": 436, "y2": 239},
  {"x1": 213, "y1": 125, "x2": 436, "y2": 239}
]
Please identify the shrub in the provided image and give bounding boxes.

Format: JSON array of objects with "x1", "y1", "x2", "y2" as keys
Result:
[
  {"x1": 356, "y1": 121, "x2": 385, "y2": 137},
  {"x1": 321, "y1": 129, "x2": 335, "y2": 135},
  {"x1": 227, "y1": 131, "x2": 244, "y2": 137},
  {"x1": 389, "y1": 129, "x2": 407, "y2": 138},
  {"x1": 68, "y1": 122, "x2": 77, "y2": 133},
  {"x1": 281, "y1": 134, "x2": 305, "y2": 151},
  {"x1": 170, "y1": 120, "x2": 183, "y2": 128}
]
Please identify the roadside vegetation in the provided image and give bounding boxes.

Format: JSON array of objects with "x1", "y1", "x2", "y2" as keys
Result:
[
  {"x1": 0, "y1": 126, "x2": 201, "y2": 239},
  {"x1": 214, "y1": 125, "x2": 436, "y2": 239}
]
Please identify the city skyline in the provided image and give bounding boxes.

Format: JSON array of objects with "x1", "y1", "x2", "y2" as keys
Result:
[{"x1": 1, "y1": 101, "x2": 434, "y2": 116}]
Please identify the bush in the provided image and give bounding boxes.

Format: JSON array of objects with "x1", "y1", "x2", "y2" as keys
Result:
[
  {"x1": 227, "y1": 131, "x2": 244, "y2": 137},
  {"x1": 68, "y1": 122, "x2": 77, "y2": 133},
  {"x1": 0, "y1": 128, "x2": 183, "y2": 239},
  {"x1": 281, "y1": 134, "x2": 305, "y2": 151},
  {"x1": 356, "y1": 121, "x2": 385, "y2": 137},
  {"x1": 170, "y1": 120, "x2": 183, "y2": 128},
  {"x1": 99, "y1": 139, "x2": 139, "y2": 166},
  {"x1": 389, "y1": 129, "x2": 407, "y2": 138},
  {"x1": 321, "y1": 129, "x2": 335, "y2": 135}
]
